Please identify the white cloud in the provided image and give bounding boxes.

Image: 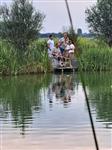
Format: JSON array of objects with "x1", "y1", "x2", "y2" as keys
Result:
[{"x1": 0, "y1": 0, "x2": 96, "y2": 33}]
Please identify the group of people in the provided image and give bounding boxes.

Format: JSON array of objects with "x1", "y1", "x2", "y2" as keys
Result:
[{"x1": 47, "y1": 32, "x2": 75, "y2": 67}]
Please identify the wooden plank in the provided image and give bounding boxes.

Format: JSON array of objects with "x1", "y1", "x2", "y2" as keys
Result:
[
  {"x1": 52, "y1": 57, "x2": 78, "y2": 71},
  {"x1": 54, "y1": 67, "x2": 73, "y2": 70},
  {"x1": 53, "y1": 67, "x2": 74, "y2": 73}
]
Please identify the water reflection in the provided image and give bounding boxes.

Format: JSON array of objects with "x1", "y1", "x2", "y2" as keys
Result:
[
  {"x1": 0, "y1": 75, "x2": 52, "y2": 134},
  {"x1": 47, "y1": 74, "x2": 76, "y2": 107},
  {"x1": 83, "y1": 72, "x2": 112, "y2": 129},
  {"x1": 0, "y1": 73, "x2": 112, "y2": 149},
  {"x1": 0, "y1": 73, "x2": 112, "y2": 130}
]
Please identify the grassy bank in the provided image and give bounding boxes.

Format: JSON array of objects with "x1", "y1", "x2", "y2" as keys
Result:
[
  {"x1": 78, "y1": 38, "x2": 112, "y2": 71},
  {"x1": 0, "y1": 37, "x2": 112, "y2": 75}
]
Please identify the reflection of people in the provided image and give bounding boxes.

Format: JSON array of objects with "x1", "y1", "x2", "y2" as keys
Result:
[
  {"x1": 47, "y1": 34, "x2": 55, "y2": 58},
  {"x1": 47, "y1": 75, "x2": 74, "y2": 106},
  {"x1": 47, "y1": 85, "x2": 53, "y2": 103}
]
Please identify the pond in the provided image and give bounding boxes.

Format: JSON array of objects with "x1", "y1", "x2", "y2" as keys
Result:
[{"x1": 0, "y1": 72, "x2": 112, "y2": 150}]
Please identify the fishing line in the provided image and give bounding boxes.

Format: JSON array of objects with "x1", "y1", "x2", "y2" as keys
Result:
[{"x1": 65, "y1": 0, "x2": 99, "y2": 150}]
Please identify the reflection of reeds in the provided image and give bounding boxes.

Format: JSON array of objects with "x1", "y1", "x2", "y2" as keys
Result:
[
  {"x1": 83, "y1": 72, "x2": 112, "y2": 123},
  {"x1": 51, "y1": 74, "x2": 74, "y2": 106},
  {"x1": 0, "y1": 74, "x2": 52, "y2": 131}
]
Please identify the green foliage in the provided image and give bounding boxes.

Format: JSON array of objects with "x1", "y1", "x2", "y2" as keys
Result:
[
  {"x1": 0, "y1": 40, "x2": 18, "y2": 75},
  {"x1": 85, "y1": 0, "x2": 112, "y2": 46},
  {"x1": 79, "y1": 38, "x2": 112, "y2": 71},
  {"x1": 0, "y1": 0, "x2": 45, "y2": 59},
  {"x1": 0, "y1": 39, "x2": 50, "y2": 75},
  {"x1": 67, "y1": 27, "x2": 77, "y2": 43},
  {"x1": 0, "y1": 36, "x2": 112, "y2": 75},
  {"x1": 24, "y1": 39, "x2": 50, "y2": 73}
]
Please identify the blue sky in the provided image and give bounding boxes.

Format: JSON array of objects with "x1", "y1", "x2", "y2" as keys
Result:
[{"x1": 0, "y1": 0, "x2": 97, "y2": 33}]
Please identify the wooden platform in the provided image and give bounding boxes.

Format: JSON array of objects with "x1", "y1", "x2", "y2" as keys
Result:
[
  {"x1": 53, "y1": 66, "x2": 78, "y2": 73},
  {"x1": 52, "y1": 58, "x2": 78, "y2": 73}
]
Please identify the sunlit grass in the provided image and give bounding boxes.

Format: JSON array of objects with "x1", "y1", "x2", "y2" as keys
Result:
[{"x1": 78, "y1": 38, "x2": 112, "y2": 71}]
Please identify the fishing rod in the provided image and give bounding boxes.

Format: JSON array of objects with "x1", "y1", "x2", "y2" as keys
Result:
[{"x1": 65, "y1": 0, "x2": 99, "y2": 150}]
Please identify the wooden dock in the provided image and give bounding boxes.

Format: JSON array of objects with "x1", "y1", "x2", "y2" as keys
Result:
[
  {"x1": 52, "y1": 58, "x2": 78, "y2": 73},
  {"x1": 54, "y1": 66, "x2": 73, "y2": 72}
]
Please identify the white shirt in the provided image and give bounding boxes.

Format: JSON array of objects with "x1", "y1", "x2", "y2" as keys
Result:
[
  {"x1": 65, "y1": 45, "x2": 70, "y2": 51},
  {"x1": 47, "y1": 39, "x2": 54, "y2": 50},
  {"x1": 47, "y1": 39, "x2": 55, "y2": 57},
  {"x1": 69, "y1": 44, "x2": 75, "y2": 53}
]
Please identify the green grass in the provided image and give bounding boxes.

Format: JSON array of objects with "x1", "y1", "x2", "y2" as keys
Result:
[
  {"x1": 78, "y1": 38, "x2": 112, "y2": 71},
  {"x1": 0, "y1": 37, "x2": 112, "y2": 75},
  {"x1": 0, "y1": 40, "x2": 18, "y2": 75},
  {"x1": 0, "y1": 39, "x2": 50, "y2": 75}
]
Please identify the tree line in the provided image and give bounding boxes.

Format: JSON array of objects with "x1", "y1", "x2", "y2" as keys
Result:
[{"x1": 0, "y1": 0, "x2": 112, "y2": 59}]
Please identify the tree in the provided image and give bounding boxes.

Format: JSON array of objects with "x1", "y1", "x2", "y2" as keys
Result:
[
  {"x1": 0, "y1": 0, "x2": 45, "y2": 59},
  {"x1": 85, "y1": 0, "x2": 112, "y2": 46}
]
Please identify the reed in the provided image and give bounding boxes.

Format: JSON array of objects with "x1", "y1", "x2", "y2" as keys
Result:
[
  {"x1": 0, "y1": 39, "x2": 50, "y2": 75},
  {"x1": 0, "y1": 37, "x2": 112, "y2": 75},
  {"x1": 78, "y1": 38, "x2": 112, "y2": 71},
  {"x1": 0, "y1": 40, "x2": 18, "y2": 75}
]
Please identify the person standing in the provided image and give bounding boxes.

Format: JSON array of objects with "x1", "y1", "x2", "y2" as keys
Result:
[
  {"x1": 58, "y1": 32, "x2": 69, "y2": 54},
  {"x1": 47, "y1": 34, "x2": 55, "y2": 58},
  {"x1": 68, "y1": 40, "x2": 75, "y2": 59}
]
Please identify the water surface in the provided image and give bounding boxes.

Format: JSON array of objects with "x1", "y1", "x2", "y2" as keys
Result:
[{"x1": 0, "y1": 73, "x2": 112, "y2": 150}]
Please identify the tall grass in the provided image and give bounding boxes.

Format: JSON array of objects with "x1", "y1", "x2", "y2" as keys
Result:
[
  {"x1": 18, "y1": 39, "x2": 50, "y2": 74},
  {"x1": 0, "y1": 37, "x2": 112, "y2": 75},
  {"x1": 0, "y1": 40, "x2": 18, "y2": 75},
  {"x1": 78, "y1": 38, "x2": 112, "y2": 71},
  {"x1": 0, "y1": 39, "x2": 50, "y2": 75}
]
